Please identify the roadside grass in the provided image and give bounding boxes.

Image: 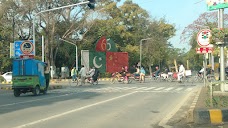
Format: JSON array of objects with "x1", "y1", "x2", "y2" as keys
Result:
[{"x1": 205, "y1": 85, "x2": 228, "y2": 108}]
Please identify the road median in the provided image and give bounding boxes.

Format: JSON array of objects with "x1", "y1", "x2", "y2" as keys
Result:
[{"x1": 193, "y1": 86, "x2": 228, "y2": 125}]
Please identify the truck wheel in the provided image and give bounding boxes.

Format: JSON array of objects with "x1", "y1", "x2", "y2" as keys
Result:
[
  {"x1": 14, "y1": 89, "x2": 21, "y2": 97},
  {"x1": 33, "y1": 86, "x2": 40, "y2": 96}
]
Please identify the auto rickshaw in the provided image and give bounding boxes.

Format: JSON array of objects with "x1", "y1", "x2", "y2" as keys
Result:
[{"x1": 12, "y1": 58, "x2": 50, "y2": 97}]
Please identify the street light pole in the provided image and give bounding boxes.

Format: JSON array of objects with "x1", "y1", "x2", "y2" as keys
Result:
[
  {"x1": 32, "y1": 1, "x2": 90, "y2": 56},
  {"x1": 139, "y1": 38, "x2": 152, "y2": 68},
  {"x1": 59, "y1": 38, "x2": 78, "y2": 71}
]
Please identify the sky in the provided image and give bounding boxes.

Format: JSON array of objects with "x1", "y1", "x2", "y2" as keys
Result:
[{"x1": 132, "y1": 0, "x2": 210, "y2": 50}]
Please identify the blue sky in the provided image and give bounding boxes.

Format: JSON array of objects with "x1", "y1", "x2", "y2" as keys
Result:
[{"x1": 132, "y1": 0, "x2": 210, "y2": 50}]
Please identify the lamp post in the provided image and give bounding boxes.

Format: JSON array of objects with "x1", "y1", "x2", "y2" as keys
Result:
[
  {"x1": 139, "y1": 38, "x2": 152, "y2": 68},
  {"x1": 32, "y1": 1, "x2": 90, "y2": 56},
  {"x1": 59, "y1": 38, "x2": 78, "y2": 71}
]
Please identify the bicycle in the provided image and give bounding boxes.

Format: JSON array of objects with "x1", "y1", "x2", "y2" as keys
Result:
[{"x1": 69, "y1": 77, "x2": 79, "y2": 86}]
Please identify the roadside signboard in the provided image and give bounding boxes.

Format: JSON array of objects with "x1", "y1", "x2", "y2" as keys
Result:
[
  {"x1": 206, "y1": 0, "x2": 228, "y2": 11},
  {"x1": 196, "y1": 47, "x2": 213, "y2": 54},
  {"x1": 197, "y1": 29, "x2": 211, "y2": 47},
  {"x1": 14, "y1": 40, "x2": 34, "y2": 58}
]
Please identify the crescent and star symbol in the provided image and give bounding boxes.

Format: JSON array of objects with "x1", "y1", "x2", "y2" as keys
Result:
[{"x1": 93, "y1": 56, "x2": 102, "y2": 68}]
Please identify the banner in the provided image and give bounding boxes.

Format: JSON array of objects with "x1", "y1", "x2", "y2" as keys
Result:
[
  {"x1": 89, "y1": 51, "x2": 106, "y2": 73},
  {"x1": 107, "y1": 39, "x2": 117, "y2": 52},
  {"x1": 106, "y1": 52, "x2": 128, "y2": 73},
  {"x1": 81, "y1": 50, "x2": 106, "y2": 73},
  {"x1": 95, "y1": 36, "x2": 107, "y2": 52}
]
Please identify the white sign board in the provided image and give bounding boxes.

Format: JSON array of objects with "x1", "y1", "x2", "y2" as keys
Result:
[{"x1": 197, "y1": 29, "x2": 211, "y2": 47}]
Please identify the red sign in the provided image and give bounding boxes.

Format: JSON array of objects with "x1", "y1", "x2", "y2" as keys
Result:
[
  {"x1": 197, "y1": 29, "x2": 211, "y2": 47},
  {"x1": 20, "y1": 55, "x2": 34, "y2": 59},
  {"x1": 196, "y1": 47, "x2": 213, "y2": 54}
]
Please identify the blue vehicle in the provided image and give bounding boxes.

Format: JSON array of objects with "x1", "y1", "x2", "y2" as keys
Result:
[{"x1": 12, "y1": 58, "x2": 49, "y2": 97}]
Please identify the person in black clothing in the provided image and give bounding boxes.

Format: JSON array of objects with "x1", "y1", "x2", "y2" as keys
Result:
[
  {"x1": 120, "y1": 66, "x2": 126, "y2": 77},
  {"x1": 129, "y1": 65, "x2": 137, "y2": 74},
  {"x1": 92, "y1": 68, "x2": 100, "y2": 82}
]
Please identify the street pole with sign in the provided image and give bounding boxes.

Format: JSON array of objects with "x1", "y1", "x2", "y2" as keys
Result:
[
  {"x1": 196, "y1": 29, "x2": 212, "y2": 87},
  {"x1": 206, "y1": 0, "x2": 227, "y2": 92}
]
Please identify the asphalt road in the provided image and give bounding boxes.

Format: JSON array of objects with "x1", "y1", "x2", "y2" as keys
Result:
[{"x1": 0, "y1": 80, "x2": 200, "y2": 128}]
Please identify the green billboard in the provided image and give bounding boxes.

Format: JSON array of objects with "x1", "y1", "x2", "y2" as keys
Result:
[{"x1": 206, "y1": 0, "x2": 228, "y2": 11}]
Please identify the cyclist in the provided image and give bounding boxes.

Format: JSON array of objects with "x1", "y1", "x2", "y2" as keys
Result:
[
  {"x1": 140, "y1": 66, "x2": 146, "y2": 82},
  {"x1": 116, "y1": 67, "x2": 126, "y2": 81}
]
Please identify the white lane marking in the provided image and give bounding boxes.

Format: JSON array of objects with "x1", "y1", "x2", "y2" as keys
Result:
[
  {"x1": 13, "y1": 91, "x2": 137, "y2": 128},
  {"x1": 185, "y1": 88, "x2": 193, "y2": 92},
  {"x1": 174, "y1": 87, "x2": 184, "y2": 91},
  {"x1": 164, "y1": 87, "x2": 174, "y2": 91},
  {"x1": 142, "y1": 87, "x2": 156, "y2": 90},
  {"x1": 154, "y1": 87, "x2": 165, "y2": 91},
  {"x1": 135, "y1": 87, "x2": 148, "y2": 90},
  {"x1": 121, "y1": 87, "x2": 133, "y2": 90},
  {"x1": 0, "y1": 93, "x2": 74, "y2": 108}
]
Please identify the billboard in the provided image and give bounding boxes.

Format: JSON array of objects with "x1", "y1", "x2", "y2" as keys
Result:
[{"x1": 206, "y1": 0, "x2": 228, "y2": 11}]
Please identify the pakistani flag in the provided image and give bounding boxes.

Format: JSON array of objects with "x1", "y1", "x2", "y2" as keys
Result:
[
  {"x1": 107, "y1": 38, "x2": 117, "y2": 52},
  {"x1": 81, "y1": 50, "x2": 106, "y2": 73}
]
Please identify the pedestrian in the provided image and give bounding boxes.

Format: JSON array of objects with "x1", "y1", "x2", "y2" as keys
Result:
[
  {"x1": 44, "y1": 65, "x2": 50, "y2": 90},
  {"x1": 92, "y1": 67, "x2": 100, "y2": 83},
  {"x1": 177, "y1": 63, "x2": 185, "y2": 83},
  {"x1": 140, "y1": 66, "x2": 146, "y2": 82},
  {"x1": 71, "y1": 67, "x2": 77, "y2": 82},
  {"x1": 79, "y1": 65, "x2": 87, "y2": 86}
]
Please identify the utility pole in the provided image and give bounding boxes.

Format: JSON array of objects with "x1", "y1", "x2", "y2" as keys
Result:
[
  {"x1": 139, "y1": 38, "x2": 152, "y2": 68},
  {"x1": 218, "y1": 9, "x2": 225, "y2": 92}
]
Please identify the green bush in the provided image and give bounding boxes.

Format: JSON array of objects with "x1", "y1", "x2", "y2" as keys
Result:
[{"x1": 0, "y1": 76, "x2": 5, "y2": 82}]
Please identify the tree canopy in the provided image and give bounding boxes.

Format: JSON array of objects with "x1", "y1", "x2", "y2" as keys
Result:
[{"x1": 0, "y1": 0, "x2": 178, "y2": 74}]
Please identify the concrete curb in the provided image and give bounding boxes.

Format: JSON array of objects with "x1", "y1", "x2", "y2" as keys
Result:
[
  {"x1": 186, "y1": 87, "x2": 202, "y2": 123},
  {"x1": 0, "y1": 86, "x2": 12, "y2": 90},
  {"x1": 1, "y1": 81, "x2": 12, "y2": 84},
  {"x1": 193, "y1": 108, "x2": 228, "y2": 124},
  {"x1": 188, "y1": 87, "x2": 228, "y2": 125}
]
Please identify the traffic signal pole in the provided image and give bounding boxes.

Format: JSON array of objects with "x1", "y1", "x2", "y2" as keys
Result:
[{"x1": 33, "y1": 1, "x2": 91, "y2": 57}]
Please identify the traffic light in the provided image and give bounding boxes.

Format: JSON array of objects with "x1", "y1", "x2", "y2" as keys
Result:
[{"x1": 88, "y1": 0, "x2": 95, "y2": 10}]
